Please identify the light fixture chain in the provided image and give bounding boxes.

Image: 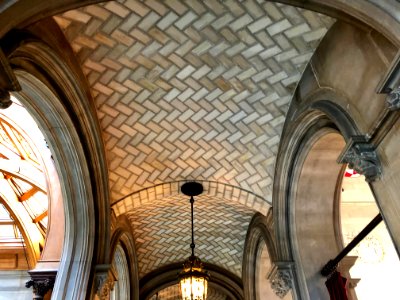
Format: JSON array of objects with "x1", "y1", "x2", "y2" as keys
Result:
[{"x1": 190, "y1": 195, "x2": 195, "y2": 257}]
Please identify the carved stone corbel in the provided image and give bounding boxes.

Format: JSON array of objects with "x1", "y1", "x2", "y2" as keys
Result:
[
  {"x1": 25, "y1": 270, "x2": 57, "y2": 300},
  {"x1": 0, "y1": 47, "x2": 20, "y2": 109},
  {"x1": 100, "y1": 275, "x2": 117, "y2": 299},
  {"x1": 0, "y1": 88, "x2": 12, "y2": 109},
  {"x1": 337, "y1": 136, "x2": 381, "y2": 182},
  {"x1": 268, "y1": 262, "x2": 294, "y2": 298},
  {"x1": 94, "y1": 264, "x2": 112, "y2": 297},
  {"x1": 386, "y1": 87, "x2": 400, "y2": 110}
]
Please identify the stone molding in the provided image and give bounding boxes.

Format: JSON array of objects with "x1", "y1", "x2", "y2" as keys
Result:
[
  {"x1": 337, "y1": 136, "x2": 381, "y2": 182},
  {"x1": 15, "y1": 68, "x2": 96, "y2": 300},
  {"x1": 110, "y1": 216, "x2": 140, "y2": 300},
  {"x1": 268, "y1": 263, "x2": 294, "y2": 299},
  {"x1": 242, "y1": 211, "x2": 278, "y2": 300}
]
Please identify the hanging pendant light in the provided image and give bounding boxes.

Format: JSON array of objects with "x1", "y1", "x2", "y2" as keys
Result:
[{"x1": 179, "y1": 182, "x2": 209, "y2": 300}]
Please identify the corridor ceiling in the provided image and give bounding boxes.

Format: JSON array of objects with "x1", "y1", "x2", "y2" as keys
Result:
[{"x1": 54, "y1": 0, "x2": 334, "y2": 287}]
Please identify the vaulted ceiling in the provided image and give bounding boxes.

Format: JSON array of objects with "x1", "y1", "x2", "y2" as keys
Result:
[
  {"x1": 53, "y1": 0, "x2": 334, "y2": 292},
  {"x1": 121, "y1": 183, "x2": 256, "y2": 278}
]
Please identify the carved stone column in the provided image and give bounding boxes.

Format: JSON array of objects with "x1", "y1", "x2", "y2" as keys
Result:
[
  {"x1": 337, "y1": 136, "x2": 381, "y2": 182},
  {"x1": 25, "y1": 270, "x2": 56, "y2": 300},
  {"x1": 268, "y1": 262, "x2": 294, "y2": 299},
  {"x1": 0, "y1": 47, "x2": 20, "y2": 108}
]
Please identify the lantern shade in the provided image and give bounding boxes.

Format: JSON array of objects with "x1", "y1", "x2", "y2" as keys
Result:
[
  {"x1": 180, "y1": 275, "x2": 208, "y2": 300},
  {"x1": 179, "y1": 255, "x2": 209, "y2": 300}
]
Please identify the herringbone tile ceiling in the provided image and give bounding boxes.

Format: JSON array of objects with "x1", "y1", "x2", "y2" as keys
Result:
[
  {"x1": 126, "y1": 193, "x2": 255, "y2": 278},
  {"x1": 55, "y1": 0, "x2": 334, "y2": 281},
  {"x1": 55, "y1": 0, "x2": 334, "y2": 204}
]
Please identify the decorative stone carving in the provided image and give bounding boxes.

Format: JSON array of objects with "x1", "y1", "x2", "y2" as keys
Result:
[
  {"x1": 268, "y1": 264, "x2": 293, "y2": 298},
  {"x1": 95, "y1": 272, "x2": 108, "y2": 294},
  {"x1": 0, "y1": 89, "x2": 12, "y2": 109},
  {"x1": 386, "y1": 87, "x2": 400, "y2": 110},
  {"x1": 100, "y1": 276, "x2": 116, "y2": 300},
  {"x1": 337, "y1": 136, "x2": 381, "y2": 182},
  {"x1": 95, "y1": 265, "x2": 117, "y2": 300},
  {"x1": 94, "y1": 264, "x2": 112, "y2": 297},
  {"x1": 26, "y1": 279, "x2": 55, "y2": 299},
  {"x1": 25, "y1": 271, "x2": 56, "y2": 300}
]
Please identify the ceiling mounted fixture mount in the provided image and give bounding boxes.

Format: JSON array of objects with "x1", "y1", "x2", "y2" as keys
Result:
[{"x1": 179, "y1": 181, "x2": 209, "y2": 300}]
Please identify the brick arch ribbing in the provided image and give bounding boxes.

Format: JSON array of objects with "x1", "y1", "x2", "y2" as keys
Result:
[{"x1": 112, "y1": 180, "x2": 270, "y2": 216}]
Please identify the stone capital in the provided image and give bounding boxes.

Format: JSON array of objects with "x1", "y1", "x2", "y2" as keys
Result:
[
  {"x1": 268, "y1": 262, "x2": 294, "y2": 298},
  {"x1": 0, "y1": 88, "x2": 12, "y2": 109},
  {"x1": 386, "y1": 87, "x2": 400, "y2": 110},
  {"x1": 100, "y1": 275, "x2": 116, "y2": 299},
  {"x1": 26, "y1": 270, "x2": 57, "y2": 300},
  {"x1": 94, "y1": 264, "x2": 110, "y2": 291},
  {"x1": 95, "y1": 264, "x2": 117, "y2": 300},
  {"x1": 337, "y1": 136, "x2": 381, "y2": 182}
]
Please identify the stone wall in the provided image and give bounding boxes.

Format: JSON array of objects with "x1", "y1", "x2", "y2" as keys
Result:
[{"x1": 274, "y1": 20, "x2": 400, "y2": 299}]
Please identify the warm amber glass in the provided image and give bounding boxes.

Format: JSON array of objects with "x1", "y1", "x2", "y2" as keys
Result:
[{"x1": 179, "y1": 275, "x2": 208, "y2": 300}]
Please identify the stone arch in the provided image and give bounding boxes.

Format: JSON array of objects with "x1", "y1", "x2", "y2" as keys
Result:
[
  {"x1": 291, "y1": 128, "x2": 345, "y2": 299},
  {"x1": 4, "y1": 24, "x2": 109, "y2": 299},
  {"x1": 109, "y1": 215, "x2": 140, "y2": 300},
  {"x1": 274, "y1": 91, "x2": 360, "y2": 255},
  {"x1": 139, "y1": 262, "x2": 244, "y2": 300},
  {"x1": 274, "y1": 91, "x2": 362, "y2": 298},
  {"x1": 242, "y1": 211, "x2": 282, "y2": 300},
  {"x1": 111, "y1": 245, "x2": 131, "y2": 300}
]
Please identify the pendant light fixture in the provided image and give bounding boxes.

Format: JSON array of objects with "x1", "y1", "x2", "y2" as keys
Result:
[{"x1": 179, "y1": 181, "x2": 209, "y2": 300}]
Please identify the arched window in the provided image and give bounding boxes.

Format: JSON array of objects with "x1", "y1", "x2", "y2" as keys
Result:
[
  {"x1": 0, "y1": 96, "x2": 54, "y2": 298},
  {"x1": 255, "y1": 242, "x2": 292, "y2": 300},
  {"x1": 111, "y1": 244, "x2": 131, "y2": 300}
]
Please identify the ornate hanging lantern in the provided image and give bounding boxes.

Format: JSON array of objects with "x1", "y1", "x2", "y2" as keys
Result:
[{"x1": 179, "y1": 182, "x2": 209, "y2": 300}]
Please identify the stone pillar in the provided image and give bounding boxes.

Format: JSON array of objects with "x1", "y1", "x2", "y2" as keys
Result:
[
  {"x1": 0, "y1": 47, "x2": 20, "y2": 108},
  {"x1": 268, "y1": 262, "x2": 295, "y2": 299},
  {"x1": 25, "y1": 270, "x2": 56, "y2": 300}
]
